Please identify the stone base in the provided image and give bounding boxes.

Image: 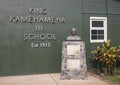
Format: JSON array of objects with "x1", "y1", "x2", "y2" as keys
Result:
[
  {"x1": 61, "y1": 41, "x2": 87, "y2": 80},
  {"x1": 61, "y1": 69, "x2": 87, "y2": 80}
]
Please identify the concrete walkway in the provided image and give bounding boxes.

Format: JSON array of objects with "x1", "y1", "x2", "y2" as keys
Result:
[{"x1": 0, "y1": 73, "x2": 110, "y2": 85}]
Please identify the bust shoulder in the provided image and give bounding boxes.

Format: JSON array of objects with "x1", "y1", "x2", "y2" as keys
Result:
[{"x1": 66, "y1": 35, "x2": 81, "y2": 40}]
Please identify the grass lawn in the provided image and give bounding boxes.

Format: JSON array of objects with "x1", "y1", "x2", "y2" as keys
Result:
[{"x1": 106, "y1": 76, "x2": 120, "y2": 84}]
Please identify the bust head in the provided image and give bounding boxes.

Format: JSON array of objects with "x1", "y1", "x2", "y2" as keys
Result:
[
  {"x1": 71, "y1": 28, "x2": 76, "y2": 36},
  {"x1": 66, "y1": 27, "x2": 81, "y2": 40}
]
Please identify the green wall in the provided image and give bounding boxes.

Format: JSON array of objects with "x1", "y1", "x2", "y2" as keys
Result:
[
  {"x1": 82, "y1": 0, "x2": 120, "y2": 69},
  {"x1": 0, "y1": 0, "x2": 82, "y2": 76},
  {"x1": 0, "y1": 0, "x2": 120, "y2": 76},
  {"x1": 83, "y1": 0, "x2": 107, "y2": 13}
]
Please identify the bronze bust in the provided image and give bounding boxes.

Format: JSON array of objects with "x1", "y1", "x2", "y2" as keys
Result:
[{"x1": 66, "y1": 28, "x2": 81, "y2": 40}]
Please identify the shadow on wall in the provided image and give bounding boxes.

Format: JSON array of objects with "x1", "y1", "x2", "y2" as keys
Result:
[{"x1": 115, "y1": 0, "x2": 120, "y2": 2}]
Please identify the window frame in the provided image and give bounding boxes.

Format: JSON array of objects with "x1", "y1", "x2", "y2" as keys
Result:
[{"x1": 90, "y1": 17, "x2": 107, "y2": 43}]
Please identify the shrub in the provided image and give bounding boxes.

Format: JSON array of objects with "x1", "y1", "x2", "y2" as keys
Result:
[{"x1": 91, "y1": 40, "x2": 120, "y2": 75}]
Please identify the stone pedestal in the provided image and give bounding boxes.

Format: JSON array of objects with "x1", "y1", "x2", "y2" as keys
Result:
[{"x1": 61, "y1": 41, "x2": 87, "y2": 80}]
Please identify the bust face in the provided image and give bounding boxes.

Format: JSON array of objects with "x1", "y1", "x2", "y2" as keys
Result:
[{"x1": 71, "y1": 30, "x2": 76, "y2": 36}]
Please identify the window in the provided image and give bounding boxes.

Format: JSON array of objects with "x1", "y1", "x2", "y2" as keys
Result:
[{"x1": 90, "y1": 17, "x2": 107, "y2": 43}]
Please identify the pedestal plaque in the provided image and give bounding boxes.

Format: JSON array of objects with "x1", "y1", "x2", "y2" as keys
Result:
[
  {"x1": 67, "y1": 59, "x2": 80, "y2": 69},
  {"x1": 67, "y1": 45, "x2": 80, "y2": 55},
  {"x1": 61, "y1": 28, "x2": 87, "y2": 80}
]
